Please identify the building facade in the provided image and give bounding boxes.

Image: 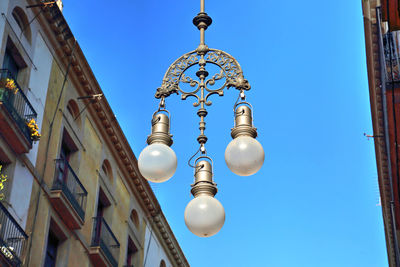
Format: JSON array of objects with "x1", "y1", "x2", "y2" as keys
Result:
[
  {"x1": 363, "y1": 0, "x2": 400, "y2": 266},
  {"x1": 0, "y1": 1, "x2": 188, "y2": 266}
]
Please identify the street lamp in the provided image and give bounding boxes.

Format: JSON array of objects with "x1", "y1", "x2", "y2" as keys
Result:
[{"x1": 138, "y1": 0, "x2": 264, "y2": 237}]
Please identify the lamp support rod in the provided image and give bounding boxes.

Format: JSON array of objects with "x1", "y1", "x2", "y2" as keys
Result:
[{"x1": 199, "y1": 0, "x2": 205, "y2": 45}]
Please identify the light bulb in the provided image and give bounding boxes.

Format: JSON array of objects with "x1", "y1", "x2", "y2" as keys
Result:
[
  {"x1": 138, "y1": 143, "x2": 177, "y2": 183},
  {"x1": 184, "y1": 195, "x2": 225, "y2": 237},
  {"x1": 225, "y1": 135, "x2": 264, "y2": 176}
]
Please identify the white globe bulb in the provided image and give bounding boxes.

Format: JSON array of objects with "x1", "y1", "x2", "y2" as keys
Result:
[
  {"x1": 138, "y1": 143, "x2": 177, "y2": 183},
  {"x1": 184, "y1": 195, "x2": 225, "y2": 237},
  {"x1": 225, "y1": 135, "x2": 264, "y2": 176}
]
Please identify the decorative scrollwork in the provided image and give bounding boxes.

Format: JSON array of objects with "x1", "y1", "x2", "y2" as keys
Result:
[
  {"x1": 206, "y1": 69, "x2": 224, "y2": 87},
  {"x1": 205, "y1": 50, "x2": 241, "y2": 83},
  {"x1": 181, "y1": 73, "x2": 198, "y2": 87},
  {"x1": 180, "y1": 73, "x2": 201, "y2": 106},
  {"x1": 182, "y1": 92, "x2": 201, "y2": 107},
  {"x1": 155, "y1": 48, "x2": 251, "y2": 102}
]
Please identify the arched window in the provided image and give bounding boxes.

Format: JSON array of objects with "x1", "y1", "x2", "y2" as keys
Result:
[
  {"x1": 101, "y1": 159, "x2": 113, "y2": 183},
  {"x1": 130, "y1": 209, "x2": 139, "y2": 228},
  {"x1": 12, "y1": 7, "x2": 31, "y2": 44},
  {"x1": 66, "y1": 99, "x2": 79, "y2": 120},
  {"x1": 160, "y1": 260, "x2": 166, "y2": 267}
]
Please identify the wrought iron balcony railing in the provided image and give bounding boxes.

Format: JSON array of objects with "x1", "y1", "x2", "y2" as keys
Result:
[
  {"x1": 0, "y1": 202, "x2": 28, "y2": 267},
  {"x1": 91, "y1": 217, "x2": 120, "y2": 267},
  {"x1": 53, "y1": 159, "x2": 88, "y2": 221},
  {"x1": 0, "y1": 69, "x2": 37, "y2": 144},
  {"x1": 383, "y1": 30, "x2": 400, "y2": 83}
]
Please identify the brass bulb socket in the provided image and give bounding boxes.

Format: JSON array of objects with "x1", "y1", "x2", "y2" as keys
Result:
[
  {"x1": 146, "y1": 113, "x2": 173, "y2": 146},
  {"x1": 191, "y1": 160, "x2": 217, "y2": 197},
  {"x1": 231, "y1": 105, "x2": 257, "y2": 139}
]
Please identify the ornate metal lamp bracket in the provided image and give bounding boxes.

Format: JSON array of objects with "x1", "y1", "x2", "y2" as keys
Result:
[
  {"x1": 153, "y1": 0, "x2": 251, "y2": 148},
  {"x1": 155, "y1": 49, "x2": 251, "y2": 102}
]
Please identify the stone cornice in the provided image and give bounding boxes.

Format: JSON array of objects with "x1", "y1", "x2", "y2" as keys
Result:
[{"x1": 28, "y1": 1, "x2": 188, "y2": 266}]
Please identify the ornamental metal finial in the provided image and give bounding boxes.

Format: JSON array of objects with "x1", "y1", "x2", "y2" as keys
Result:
[{"x1": 193, "y1": 0, "x2": 212, "y2": 46}]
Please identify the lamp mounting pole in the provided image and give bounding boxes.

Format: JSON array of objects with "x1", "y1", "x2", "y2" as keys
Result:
[{"x1": 193, "y1": 0, "x2": 213, "y2": 149}]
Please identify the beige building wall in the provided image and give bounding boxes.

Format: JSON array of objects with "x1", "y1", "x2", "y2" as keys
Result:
[{"x1": 0, "y1": 0, "x2": 188, "y2": 266}]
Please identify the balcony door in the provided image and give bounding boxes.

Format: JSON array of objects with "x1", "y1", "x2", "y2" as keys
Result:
[
  {"x1": 44, "y1": 231, "x2": 59, "y2": 267},
  {"x1": 56, "y1": 130, "x2": 78, "y2": 186},
  {"x1": 94, "y1": 188, "x2": 111, "y2": 244},
  {"x1": 2, "y1": 49, "x2": 19, "y2": 79},
  {"x1": 126, "y1": 237, "x2": 138, "y2": 267},
  {"x1": 57, "y1": 143, "x2": 70, "y2": 185}
]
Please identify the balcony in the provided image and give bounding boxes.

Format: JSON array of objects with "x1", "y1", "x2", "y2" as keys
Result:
[
  {"x1": 89, "y1": 217, "x2": 120, "y2": 267},
  {"x1": 49, "y1": 159, "x2": 87, "y2": 230},
  {"x1": 383, "y1": 31, "x2": 400, "y2": 84},
  {"x1": 0, "y1": 202, "x2": 28, "y2": 267},
  {"x1": 0, "y1": 69, "x2": 37, "y2": 153}
]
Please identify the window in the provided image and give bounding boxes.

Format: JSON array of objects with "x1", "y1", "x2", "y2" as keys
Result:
[
  {"x1": 60, "y1": 130, "x2": 77, "y2": 160},
  {"x1": 101, "y1": 159, "x2": 113, "y2": 183},
  {"x1": 2, "y1": 49, "x2": 19, "y2": 79},
  {"x1": 160, "y1": 259, "x2": 166, "y2": 267},
  {"x1": 130, "y1": 209, "x2": 139, "y2": 228},
  {"x1": 55, "y1": 142, "x2": 70, "y2": 185},
  {"x1": 126, "y1": 237, "x2": 138, "y2": 267},
  {"x1": 2, "y1": 38, "x2": 28, "y2": 83},
  {"x1": 96, "y1": 188, "x2": 111, "y2": 218},
  {"x1": 56, "y1": 130, "x2": 78, "y2": 184},
  {"x1": 93, "y1": 188, "x2": 112, "y2": 246},
  {"x1": 44, "y1": 231, "x2": 59, "y2": 267},
  {"x1": 66, "y1": 99, "x2": 79, "y2": 120},
  {"x1": 11, "y1": 7, "x2": 31, "y2": 43},
  {"x1": 43, "y1": 220, "x2": 66, "y2": 267},
  {"x1": 12, "y1": 10, "x2": 23, "y2": 30}
]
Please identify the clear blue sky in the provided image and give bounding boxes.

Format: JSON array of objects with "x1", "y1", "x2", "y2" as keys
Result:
[{"x1": 63, "y1": 1, "x2": 387, "y2": 266}]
